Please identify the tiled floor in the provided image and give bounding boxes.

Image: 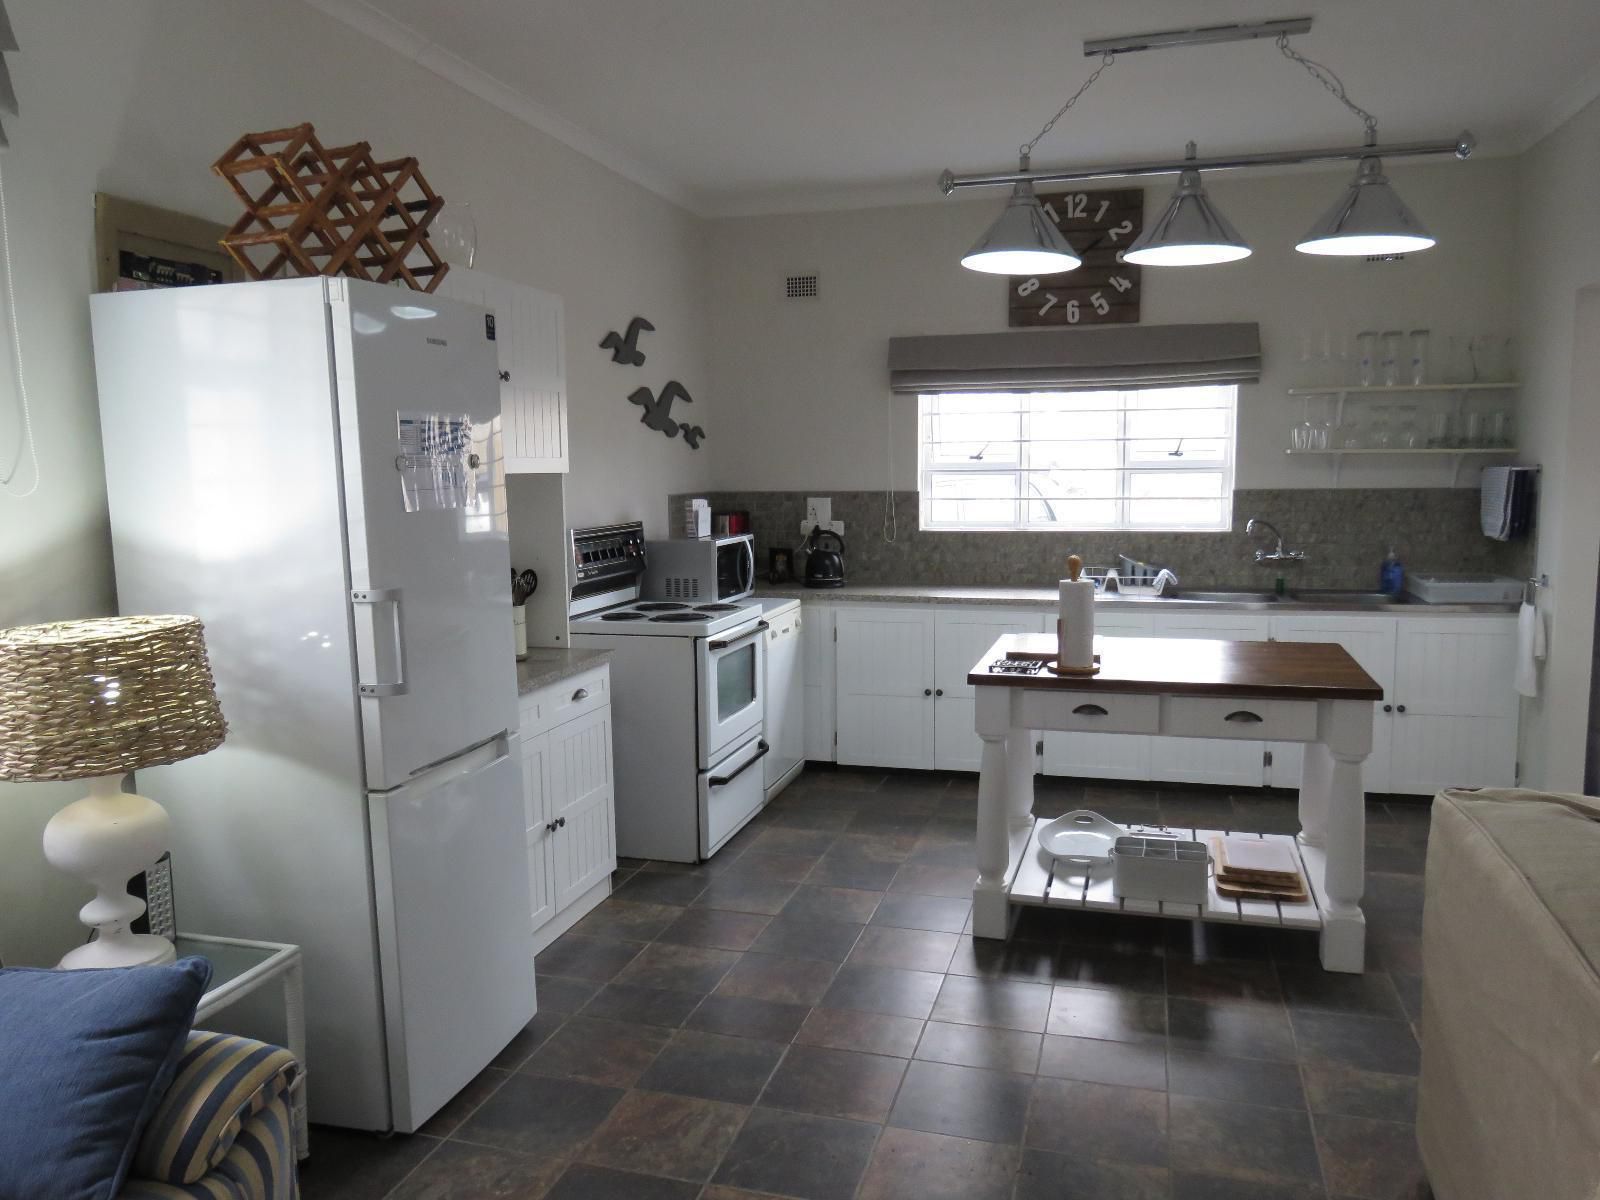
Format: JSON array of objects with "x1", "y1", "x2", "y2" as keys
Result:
[{"x1": 302, "y1": 769, "x2": 1434, "y2": 1200}]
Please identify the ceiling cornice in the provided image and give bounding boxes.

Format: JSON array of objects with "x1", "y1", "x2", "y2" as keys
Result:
[
  {"x1": 1518, "y1": 55, "x2": 1600, "y2": 152},
  {"x1": 299, "y1": 0, "x2": 708, "y2": 215}
]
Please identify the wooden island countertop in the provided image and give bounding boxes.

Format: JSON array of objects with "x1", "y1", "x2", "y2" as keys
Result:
[{"x1": 969, "y1": 633, "x2": 1384, "y2": 702}]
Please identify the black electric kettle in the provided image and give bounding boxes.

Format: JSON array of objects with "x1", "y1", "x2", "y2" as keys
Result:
[{"x1": 803, "y1": 525, "x2": 846, "y2": 588}]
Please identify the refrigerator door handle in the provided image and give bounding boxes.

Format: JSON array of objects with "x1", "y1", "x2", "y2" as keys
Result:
[{"x1": 352, "y1": 587, "x2": 409, "y2": 697}]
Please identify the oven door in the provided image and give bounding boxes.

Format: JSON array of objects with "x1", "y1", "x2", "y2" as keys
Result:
[
  {"x1": 697, "y1": 618, "x2": 766, "y2": 763},
  {"x1": 715, "y1": 535, "x2": 756, "y2": 601}
]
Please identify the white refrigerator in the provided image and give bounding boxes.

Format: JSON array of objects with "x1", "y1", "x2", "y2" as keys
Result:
[{"x1": 90, "y1": 277, "x2": 536, "y2": 1133}]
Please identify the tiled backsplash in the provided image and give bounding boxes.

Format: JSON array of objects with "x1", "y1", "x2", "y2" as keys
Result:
[{"x1": 671, "y1": 490, "x2": 1533, "y2": 590}]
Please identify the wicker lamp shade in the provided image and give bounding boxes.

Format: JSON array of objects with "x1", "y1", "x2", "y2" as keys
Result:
[{"x1": 0, "y1": 614, "x2": 226, "y2": 782}]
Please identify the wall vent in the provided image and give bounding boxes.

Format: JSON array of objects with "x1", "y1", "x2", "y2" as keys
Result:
[
  {"x1": 1364, "y1": 253, "x2": 1408, "y2": 264},
  {"x1": 784, "y1": 273, "x2": 819, "y2": 300}
]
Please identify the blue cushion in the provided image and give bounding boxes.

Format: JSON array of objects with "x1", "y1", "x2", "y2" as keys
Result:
[{"x1": 0, "y1": 955, "x2": 212, "y2": 1200}]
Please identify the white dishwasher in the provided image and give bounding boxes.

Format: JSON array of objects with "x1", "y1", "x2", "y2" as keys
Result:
[{"x1": 759, "y1": 597, "x2": 805, "y2": 800}]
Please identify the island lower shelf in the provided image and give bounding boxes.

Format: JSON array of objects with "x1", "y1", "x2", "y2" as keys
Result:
[{"x1": 1008, "y1": 818, "x2": 1329, "y2": 932}]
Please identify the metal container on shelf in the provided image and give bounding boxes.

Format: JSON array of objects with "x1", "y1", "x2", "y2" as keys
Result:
[{"x1": 1110, "y1": 835, "x2": 1210, "y2": 905}]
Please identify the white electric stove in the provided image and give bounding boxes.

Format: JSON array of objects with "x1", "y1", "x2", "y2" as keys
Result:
[{"x1": 567, "y1": 523, "x2": 771, "y2": 862}]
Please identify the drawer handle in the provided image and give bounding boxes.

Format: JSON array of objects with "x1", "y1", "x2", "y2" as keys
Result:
[
  {"x1": 1072, "y1": 703, "x2": 1109, "y2": 717},
  {"x1": 1223, "y1": 710, "x2": 1265, "y2": 724},
  {"x1": 572, "y1": 687, "x2": 590, "y2": 701}
]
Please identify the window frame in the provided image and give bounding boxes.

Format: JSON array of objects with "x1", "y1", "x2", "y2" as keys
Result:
[{"x1": 916, "y1": 385, "x2": 1238, "y2": 533}]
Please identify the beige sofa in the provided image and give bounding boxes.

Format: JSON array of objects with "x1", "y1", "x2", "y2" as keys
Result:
[{"x1": 1418, "y1": 787, "x2": 1600, "y2": 1200}]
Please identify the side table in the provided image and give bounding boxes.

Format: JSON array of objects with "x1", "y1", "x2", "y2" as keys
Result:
[{"x1": 176, "y1": 933, "x2": 307, "y2": 1159}]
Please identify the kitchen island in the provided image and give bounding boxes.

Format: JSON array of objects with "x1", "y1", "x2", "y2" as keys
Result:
[{"x1": 969, "y1": 633, "x2": 1383, "y2": 972}]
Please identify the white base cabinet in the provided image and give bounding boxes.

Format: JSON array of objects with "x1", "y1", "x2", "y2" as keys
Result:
[
  {"x1": 519, "y1": 664, "x2": 616, "y2": 953},
  {"x1": 813, "y1": 599, "x2": 1520, "y2": 795}
]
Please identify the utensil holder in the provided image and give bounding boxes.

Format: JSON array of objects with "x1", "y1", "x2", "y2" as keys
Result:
[
  {"x1": 512, "y1": 606, "x2": 528, "y2": 660},
  {"x1": 1110, "y1": 835, "x2": 1209, "y2": 905}
]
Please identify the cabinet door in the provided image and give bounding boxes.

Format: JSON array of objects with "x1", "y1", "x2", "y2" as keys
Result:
[
  {"x1": 801, "y1": 604, "x2": 836, "y2": 762},
  {"x1": 1388, "y1": 617, "x2": 1519, "y2": 794},
  {"x1": 1041, "y1": 610, "x2": 1154, "y2": 781},
  {"x1": 436, "y1": 267, "x2": 568, "y2": 473},
  {"x1": 520, "y1": 731, "x2": 556, "y2": 932},
  {"x1": 548, "y1": 706, "x2": 617, "y2": 909},
  {"x1": 932, "y1": 608, "x2": 1045, "y2": 772},
  {"x1": 1266, "y1": 615, "x2": 1397, "y2": 793},
  {"x1": 834, "y1": 606, "x2": 935, "y2": 769},
  {"x1": 1146, "y1": 613, "x2": 1272, "y2": 787}
]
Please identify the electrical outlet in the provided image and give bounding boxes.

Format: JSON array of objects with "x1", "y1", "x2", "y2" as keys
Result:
[{"x1": 804, "y1": 496, "x2": 831, "y2": 527}]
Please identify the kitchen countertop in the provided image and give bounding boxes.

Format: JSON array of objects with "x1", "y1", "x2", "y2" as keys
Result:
[
  {"x1": 753, "y1": 583, "x2": 1516, "y2": 615},
  {"x1": 516, "y1": 647, "x2": 613, "y2": 694}
]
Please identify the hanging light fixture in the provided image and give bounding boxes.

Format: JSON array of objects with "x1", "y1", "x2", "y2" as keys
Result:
[
  {"x1": 960, "y1": 155, "x2": 1081, "y2": 276},
  {"x1": 959, "y1": 54, "x2": 1116, "y2": 277},
  {"x1": 1295, "y1": 153, "x2": 1435, "y2": 256},
  {"x1": 942, "y1": 20, "x2": 1466, "y2": 269},
  {"x1": 1122, "y1": 142, "x2": 1250, "y2": 266},
  {"x1": 1277, "y1": 36, "x2": 1435, "y2": 257}
]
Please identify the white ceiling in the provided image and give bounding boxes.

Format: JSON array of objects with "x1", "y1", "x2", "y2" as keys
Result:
[{"x1": 312, "y1": 0, "x2": 1600, "y2": 215}]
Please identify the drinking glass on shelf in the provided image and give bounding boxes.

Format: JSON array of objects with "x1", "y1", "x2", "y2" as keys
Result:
[
  {"x1": 1381, "y1": 331, "x2": 1404, "y2": 387},
  {"x1": 1291, "y1": 422, "x2": 1310, "y2": 451},
  {"x1": 1357, "y1": 331, "x2": 1379, "y2": 387},
  {"x1": 1395, "y1": 405, "x2": 1421, "y2": 449},
  {"x1": 1442, "y1": 334, "x2": 1473, "y2": 384},
  {"x1": 1429, "y1": 411, "x2": 1458, "y2": 449},
  {"x1": 1488, "y1": 410, "x2": 1514, "y2": 448},
  {"x1": 1341, "y1": 421, "x2": 1366, "y2": 450},
  {"x1": 1465, "y1": 411, "x2": 1485, "y2": 448},
  {"x1": 1408, "y1": 329, "x2": 1430, "y2": 386},
  {"x1": 1370, "y1": 405, "x2": 1393, "y2": 449}
]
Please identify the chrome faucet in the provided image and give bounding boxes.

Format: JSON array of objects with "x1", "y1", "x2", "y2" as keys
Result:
[{"x1": 1245, "y1": 517, "x2": 1306, "y2": 564}]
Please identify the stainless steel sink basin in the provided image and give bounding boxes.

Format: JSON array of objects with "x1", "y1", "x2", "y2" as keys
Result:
[
  {"x1": 1287, "y1": 589, "x2": 1405, "y2": 606},
  {"x1": 1171, "y1": 590, "x2": 1281, "y2": 604}
]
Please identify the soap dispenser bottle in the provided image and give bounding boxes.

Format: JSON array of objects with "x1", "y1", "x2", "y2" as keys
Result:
[{"x1": 1380, "y1": 546, "x2": 1405, "y2": 595}]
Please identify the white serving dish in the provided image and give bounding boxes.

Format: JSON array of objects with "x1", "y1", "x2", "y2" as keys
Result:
[
  {"x1": 1038, "y1": 810, "x2": 1123, "y2": 862},
  {"x1": 1110, "y1": 835, "x2": 1210, "y2": 905}
]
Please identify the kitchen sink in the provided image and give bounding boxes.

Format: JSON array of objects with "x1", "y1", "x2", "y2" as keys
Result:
[
  {"x1": 1287, "y1": 589, "x2": 1405, "y2": 606},
  {"x1": 1170, "y1": 589, "x2": 1281, "y2": 604}
]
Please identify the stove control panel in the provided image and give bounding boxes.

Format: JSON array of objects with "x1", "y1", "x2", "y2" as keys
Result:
[{"x1": 571, "y1": 521, "x2": 647, "y2": 588}]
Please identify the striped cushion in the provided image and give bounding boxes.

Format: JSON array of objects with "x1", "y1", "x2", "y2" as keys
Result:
[
  {"x1": 132, "y1": 1033, "x2": 299, "y2": 1186},
  {"x1": 120, "y1": 1090, "x2": 298, "y2": 1200}
]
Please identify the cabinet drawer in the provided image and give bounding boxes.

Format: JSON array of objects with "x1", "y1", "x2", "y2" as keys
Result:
[
  {"x1": 1163, "y1": 696, "x2": 1317, "y2": 742},
  {"x1": 1019, "y1": 690, "x2": 1160, "y2": 734},
  {"x1": 520, "y1": 666, "x2": 610, "y2": 738}
]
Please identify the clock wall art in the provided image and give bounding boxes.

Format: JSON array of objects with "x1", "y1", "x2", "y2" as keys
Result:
[{"x1": 1005, "y1": 187, "x2": 1144, "y2": 328}]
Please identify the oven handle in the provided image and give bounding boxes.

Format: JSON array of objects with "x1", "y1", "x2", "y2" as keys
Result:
[
  {"x1": 709, "y1": 620, "x2": 769, "y2": 652},
  {"x1": 709, "y1": 740, "x2": 770, "y2": 788}
]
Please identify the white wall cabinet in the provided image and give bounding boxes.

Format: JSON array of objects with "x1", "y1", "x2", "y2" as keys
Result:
[
  {"x1": 809, "y1": 599, "x2": 1519, "y2": 796},
  {"x1": 519, "y1": 664, "x2": 615, "y2": 953},
  {"x1": 437, "y1": 267, "x2": 569, "y2": 473}
]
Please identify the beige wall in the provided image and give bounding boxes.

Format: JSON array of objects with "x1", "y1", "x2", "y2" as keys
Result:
[
  {"x1": 0, "y1": 0, "x2": 711, "y2": 964},
  {"x1": 705, "y1": 159, "x2": 1518, "y2": 494},
  {"x1": 1515, "y1": 94, "x2": 1600, "y2": 791}
]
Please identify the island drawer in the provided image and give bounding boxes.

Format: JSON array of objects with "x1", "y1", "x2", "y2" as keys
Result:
[
  {"x1": 1162, "y1": 696, "x2": 1317, "y2": 742},
  {"x1": 1018, "y1": 691, "x2": 1160, "y2": 734}
]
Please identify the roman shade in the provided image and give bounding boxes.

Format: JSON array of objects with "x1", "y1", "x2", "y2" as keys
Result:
[{"x1": 887, "y1": 322, "x2": 1261, "y2": 393}]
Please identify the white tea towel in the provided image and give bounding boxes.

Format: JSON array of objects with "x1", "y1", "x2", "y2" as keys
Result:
[{"x1": 1514, "y1": 600, "x2": 1547, "y2": 698}]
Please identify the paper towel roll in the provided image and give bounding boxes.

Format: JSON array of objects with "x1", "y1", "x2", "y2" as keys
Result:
[{"x1": 1058, "y1": 557, "x2": 1095, "y2": 671}]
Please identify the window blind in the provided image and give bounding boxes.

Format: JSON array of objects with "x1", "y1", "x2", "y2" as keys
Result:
[{"x1": 888, "y1": 322, "x2": 1261, "y2": 394}]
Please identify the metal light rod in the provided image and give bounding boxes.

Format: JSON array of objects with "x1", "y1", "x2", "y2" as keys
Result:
[
  {"x1": 939, "y1": 132, "x2": 1475, "y2": 195},
  {"x1": 1085, "y1": 18, "x2": 1313, "y2": 57}
]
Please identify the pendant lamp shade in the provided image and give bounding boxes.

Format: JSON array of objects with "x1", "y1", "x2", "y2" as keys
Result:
[
  {"x1": 1122, "y1": 168, "x2": 1251, "y2": 266},
  {"x1": 1296, "y1": 156, "x2": 1435, "y2": 256},
  {"x1": 961, "y1": 182, "x2": 1082, "y2": 276}
]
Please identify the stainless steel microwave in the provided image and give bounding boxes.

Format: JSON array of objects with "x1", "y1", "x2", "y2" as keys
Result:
[{"x1": 645, "y1": 534, "x2": 756, "y2": 602}]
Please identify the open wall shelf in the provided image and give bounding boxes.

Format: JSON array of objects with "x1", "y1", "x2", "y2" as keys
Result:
[{"x1": 1286, "y1": 382, "x2": 1520, "y2": 396}]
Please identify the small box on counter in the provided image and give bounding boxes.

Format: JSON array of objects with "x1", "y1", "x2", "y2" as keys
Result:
[{"x1": 681, "y1": 498, "x2": 710, "y2": 538}]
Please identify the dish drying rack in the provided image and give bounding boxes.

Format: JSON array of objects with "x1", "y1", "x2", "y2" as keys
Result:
[{"x1": 1080, "y1": 555, "x2": 1171, "y2": 595}]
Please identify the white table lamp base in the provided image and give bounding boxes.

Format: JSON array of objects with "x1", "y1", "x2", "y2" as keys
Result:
[{"x1": 42, "y1": 773, "x2": 176, "y2": 969}]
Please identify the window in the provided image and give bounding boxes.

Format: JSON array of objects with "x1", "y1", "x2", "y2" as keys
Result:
[{"x1": 917, "y1": 386, "x2": 1236, "y2": 532}]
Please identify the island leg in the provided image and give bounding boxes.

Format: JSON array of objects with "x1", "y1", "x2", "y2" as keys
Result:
[
  {"x1": 973, "y1": 731, "x2": 1013, "y2": 939},
  {"x1": 1297, "y1": 741, "x2": 1330, "y2": 850},
  {"x1": 1318, "y1": 747, "x2": 1368, "y2": 972}
]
